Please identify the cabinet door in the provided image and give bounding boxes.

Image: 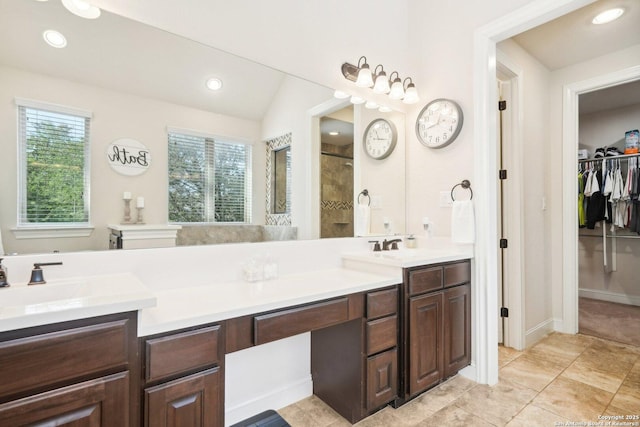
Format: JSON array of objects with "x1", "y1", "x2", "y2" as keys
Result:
[
  {"x1": 145, "y1": 367, "x2": 222, "y2": 427},
  {"x1": 0, "y1": 371, "x2": 129, "y2": 427},
  {"x1": 366, "y1": 348, "x2": 397, "y2": 410},
  {"x1": 408, "y1": 292, "x2": 443, "y2": 396},
  {"x1": 443, "y1": 284, "x2": 471, "y2": 378}
]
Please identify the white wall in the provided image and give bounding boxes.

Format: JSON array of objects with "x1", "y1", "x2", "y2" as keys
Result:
[
  {"x1": 496, "y1": 39, "x2": 552, "y2": 337},
  {"x1": 0, "y1": 65, "x2": 262, "y2": 254},
  {"x1": 261, "y1": 75, "x2": 335, "y2": 238},
  {"x1": 578, "y1": 103, "x2": 640, "y2": 304},
  {"x1": 548, "y1": 43, "x2": 640, "y2": 321}
]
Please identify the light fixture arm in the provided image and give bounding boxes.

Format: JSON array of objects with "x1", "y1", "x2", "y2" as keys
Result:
[
  {"x1": 403, "y1": 77, "x2": 414, "y2": 89},
  {"x1": 357, "y1": 56, "x2": 368, "y2": 68},
  {"x1": 389, "y1": 71, "x2": 400, "y2": 82}
]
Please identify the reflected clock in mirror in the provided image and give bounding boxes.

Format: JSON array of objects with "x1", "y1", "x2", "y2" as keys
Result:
[{"x1": 363, "y1": 118, "x2": 397, "y2": 160}]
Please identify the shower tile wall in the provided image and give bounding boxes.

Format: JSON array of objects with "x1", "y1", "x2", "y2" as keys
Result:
[{"x1": 320, "y1": 143, "x2": 354, "y2": 238}]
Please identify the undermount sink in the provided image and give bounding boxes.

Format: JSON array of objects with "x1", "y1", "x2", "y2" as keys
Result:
[
  {"x1": 379, "y1": 249, "x2": 453, "y2": 260},
  {"x1": 342, "y1": 246, "x2": 473, "y2": 268}
]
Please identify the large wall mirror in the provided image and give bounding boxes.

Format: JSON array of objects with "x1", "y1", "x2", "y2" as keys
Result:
[{"x1": 0, "y1": 0, "x2": 406, "y2": 254}]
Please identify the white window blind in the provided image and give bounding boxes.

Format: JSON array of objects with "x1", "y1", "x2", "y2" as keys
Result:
[
  {"x1": 168, "y1": 131, "x2": 251, "y2": 223},
  {"x1": 17, "y1": 104, "x2": 90, "y2": 225}
]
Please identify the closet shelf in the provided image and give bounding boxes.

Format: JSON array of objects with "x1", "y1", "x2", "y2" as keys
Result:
[
  {"x1": 579, "y1": 234, "x2": 640, "y2": 240},
  {"x1": 578, "y1": 152, "x2": 640, "y2": 162}
]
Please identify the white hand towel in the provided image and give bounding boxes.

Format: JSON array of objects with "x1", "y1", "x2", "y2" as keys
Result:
[
  {"x1": 451, "y1": 200, "x2": 475, "y2": 244},
  {"x1": 355, "y1": 204, "x2": 371, "y2": 237}
]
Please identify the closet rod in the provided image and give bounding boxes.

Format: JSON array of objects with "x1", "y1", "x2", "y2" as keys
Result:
[
  {"x1": 578, "y1": 152, "x2": 640, "y2": 163},
  {"x1": 579, "y1": 234, "x2": 640, "y2": 240}
]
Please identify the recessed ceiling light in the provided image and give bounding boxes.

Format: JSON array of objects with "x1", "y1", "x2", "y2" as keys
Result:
[
  {"x1": 61, "y1": 0, "x2": 101, "y2": 19},
  {"x1": 592, "y1": 8, "x2": 624, "y2": 25},
  {"x1": 334, "y1": 90, "x2": 349, "y2": 99},
  {"x1": 329, "y1": 131, "x2": 340, "y2": 136},
  {"x1": 206, "y1": 77, "x2": 223, "y2": 91},
  {"x1": 43, "y1": 30, "x2": 67, "y2": 48}
]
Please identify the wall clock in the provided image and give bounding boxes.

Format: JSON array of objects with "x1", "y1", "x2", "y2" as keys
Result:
[
  {"x1": 416, "y1": 98, "x2": 463, "y2": 149},
  {"x1": 363, "y1": 118, "x2": 397, "y2": 160}
]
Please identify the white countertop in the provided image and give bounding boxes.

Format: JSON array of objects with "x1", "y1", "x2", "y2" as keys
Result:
[
  {"x1": 138, "y1": 268, "x2": 399, "y2": 337},
  {"x1": 0, "y1": 273, "x2": 157, "y2": 332},
  {"x1": 342, "y1": 246, "x2": 473, "y2": 268}
]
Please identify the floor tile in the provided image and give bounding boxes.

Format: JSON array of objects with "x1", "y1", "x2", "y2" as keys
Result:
[
  {"x1": 295, "y1": 395, "x2": 344, "y2": 426},
  {"x1": 498, "y1": 345, "x2": 523, "y2": 367},
  {"x1": 561, "y1": 356, "x2": 627, "y2": 393},
  {"x1": 608, "y1": 377, "x2": 640, "y2": 414},
  {"x1": 415, "y1": 375, "x2": 478, "y2": 414},
  {"x1": 505, "y1": 404, "x2": 570, "y2": 427},
  {"x1": 387, "y1": 398, "x2": 434, "y2": 426},
  {"x1": 532, "y1": 376, "x2": 613, "y2": 421},
  {"x1": 499, "y1": 353, "x2": 565, "y2": 392},
  {"x1": 415, "y1": 405, "x2": 495, "y2": 427},
  {"x1": 526, "y1": 333, "x2": 588, "y2": 367},
  {"x1": 353, "y1": 406, "x2": 414, "y2": 427},
  {"x1": 453, "y1": 378, "x2": 537, "y2": 425}
]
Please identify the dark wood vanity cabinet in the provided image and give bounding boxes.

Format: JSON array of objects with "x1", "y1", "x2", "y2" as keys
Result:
[
  {"x1": 312, "y1": 286, "x2": 398, "y2": 424},
  {"x1": 400, "y1": 260, "x2": 471, "y2": 402},
  {"x1": 0, "y1": 312, "x2": 138, "y2": 427},
  {"x1": 141, "y1": 325, "x2": 224, "y2": 427}
]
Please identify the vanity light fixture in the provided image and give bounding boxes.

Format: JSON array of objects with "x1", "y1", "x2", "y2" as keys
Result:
[
  {"x1": 43, "y1": 30, "x2": 67, "y2": 48},
  {"x1": 372, "y1": 65, "x2": 390, "y2": 94},
  {"x1": 388, "y1": 72, "x2": 405, "y2": 100},
  {"x1": 328, "y1": 131, "x2": 340, "y2": 136},
  {"x1": 61, "y1": 0, "x2": 101, "y2": 19},
  {"x1": 342, "y1": 57, "x2": 419, "y2": 104},
  {"x1": 592, "y1": 8, "x2": 624, "y2": 24},
  {"x1": 206, "y1": 77, "x2": 223, "y2": 91},
  {"x1": 402, "y1": 78, "x2": 420, "y2": 104}
]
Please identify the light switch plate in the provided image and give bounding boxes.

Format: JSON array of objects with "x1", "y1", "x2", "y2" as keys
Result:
[{"x1": 439, "y1": 191, "x2": 453, "y2": 207}]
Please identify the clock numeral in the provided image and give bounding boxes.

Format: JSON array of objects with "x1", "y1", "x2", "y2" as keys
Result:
[
  {"x1": 443, "y1": 133, "x2": 448, "y2": 140},
  {"x1": 435, "y1": 137, "x2": 440, "y2": 143},
  {"x1": 449, "y1": 126, "x2": 453, "y2": 132},
  {"x1": 428, "y1": 136, "x2": 432, "y2": 142}
]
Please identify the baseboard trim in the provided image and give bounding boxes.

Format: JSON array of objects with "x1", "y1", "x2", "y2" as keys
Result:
[
  {"x1": 225, "y1": 376, "x2": 312, "y2": 426},
  {"x1": 553, "y1": 318, "x2": 565, "y2": 333},
  {"x1": 525, "y1": 318, "x2": 555, "y2": 348},
  {"x1": 579, "y1": 289, "x2": 640, "y2": 307}
]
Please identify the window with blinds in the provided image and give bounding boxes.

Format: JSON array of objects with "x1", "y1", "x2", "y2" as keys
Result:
[
  {"x1": 17, "y1": 104, "x2": 90, "y2": 225},
  {"x1": 168, "y1": 131, "x2": 252, "y2": 223}
]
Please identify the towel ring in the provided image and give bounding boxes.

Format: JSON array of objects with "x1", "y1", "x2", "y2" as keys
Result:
[
  {"x1": 358, "y1": 189, "x2": 371, "y2": 206},
  {"x1": 451, "y1": 180, "x2": 473, "y2": 201}
]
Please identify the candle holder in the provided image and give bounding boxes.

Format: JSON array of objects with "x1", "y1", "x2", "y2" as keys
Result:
[
  {"x1": 121, "y1": 199, "x2": 133, "y2": 224},
  {"x1": 136, "y1": 207, "x2": 145, "y2": 224}
]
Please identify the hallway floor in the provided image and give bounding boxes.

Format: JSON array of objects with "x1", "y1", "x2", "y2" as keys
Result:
[
  {"x1": 579, "y1": 297, "x2": 640, "y2": 347},
  {"x1": 278, "y1": 332, "x2": 640, "y2": 426}
]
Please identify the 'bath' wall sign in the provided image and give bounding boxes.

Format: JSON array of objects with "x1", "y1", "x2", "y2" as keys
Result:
[{"x1": 107, "y1": 138, "x2": 151, "y2": 176}]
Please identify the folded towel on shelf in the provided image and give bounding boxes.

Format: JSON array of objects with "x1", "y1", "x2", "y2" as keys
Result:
[
  {"x1": 451, "y1": 200, "x2": 475, "y2": 244},
  {"x1": 355, "y1": 204, "x2": 371, "y2": 237}
]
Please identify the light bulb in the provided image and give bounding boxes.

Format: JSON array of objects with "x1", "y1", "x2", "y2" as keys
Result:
[
  {"x1": 355, "y1": 64, "x2": 374, "y2": 88},
  {"x1": 389, "y1": 78, "x2": 404, "y2": 100},
  {"x1": 373, "y1": 73, "x2": 390, "y2": 94}
]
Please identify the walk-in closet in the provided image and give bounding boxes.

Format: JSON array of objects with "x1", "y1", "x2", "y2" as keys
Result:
[{"x1": 577, "y1": 80, "x2": 640, "y2": 347}]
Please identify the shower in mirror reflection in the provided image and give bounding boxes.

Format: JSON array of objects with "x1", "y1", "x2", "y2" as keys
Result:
[{"x1": 320, "y1": 107, "x2": 355, "y2": 238}]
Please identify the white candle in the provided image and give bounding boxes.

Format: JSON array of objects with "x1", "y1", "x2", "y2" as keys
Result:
[
  {"x1": 137, "y1": 196, "x2": 144, "y2": 208},
  {"x1": 123, "y1": 191, "x2": 131, "y2": 200}
]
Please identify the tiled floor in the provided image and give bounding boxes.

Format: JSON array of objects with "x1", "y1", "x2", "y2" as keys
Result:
[{"x1": 278, "y1": 332, "x2": 640, "y2": 426}]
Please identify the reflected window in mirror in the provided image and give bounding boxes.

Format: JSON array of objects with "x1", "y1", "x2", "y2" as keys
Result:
[
  {"x1": 265, "y1": 133, "x2": 292, "y2": 226},
  {"x1": 168, "y1": 130, "x2": 252, "y2": 223},
  {"x1": 17, "y1": 100, "x2": 91, "y2": 226}
]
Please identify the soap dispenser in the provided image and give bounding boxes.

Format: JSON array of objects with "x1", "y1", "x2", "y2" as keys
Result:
[{"x1": 0, "y1": 258, "x2": 9, "y2": 288}]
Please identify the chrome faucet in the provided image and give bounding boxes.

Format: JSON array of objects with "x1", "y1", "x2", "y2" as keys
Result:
[
  {"x1": 382, "y1": 238, "x2": 402, "y2": 251},
  {"x1": 28, "y1": 262, "x2": 63, "y2": 285}
]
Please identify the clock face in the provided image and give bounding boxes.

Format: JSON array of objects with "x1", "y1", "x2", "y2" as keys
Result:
[
  {"x1": 363, "y1": 119, "x2": 397, "y2": 160},
  {"x1": 416, "y1": 99, "x2": 463, "y2": 149}
]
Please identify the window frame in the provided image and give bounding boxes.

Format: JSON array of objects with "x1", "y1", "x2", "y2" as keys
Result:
[
  {"x1": 167, "y1": 127, "x2": 252, "y2": 224},
  {"x1": 14, "y1": 98, "x2": 92, "y2": 237}
]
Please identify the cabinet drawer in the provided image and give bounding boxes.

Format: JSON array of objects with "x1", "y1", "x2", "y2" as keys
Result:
[
  {"x1": 254, "y1": 298, "x2": 349, "y2": 345},
  {"x1": 444, "y1": 261, "x2": 471, "y2": 288},
  {"x1": 408, "y1": 266, "x2": 442, "y2": 296},
  {"x1": 146, "y1": 325, "x2": 221, "y2": 383},
  {"x1": 0, "y1": 319, "x2": 130, "y2": 399},
  {"x1": 366, "y1": 288, "x2": 397, "y2": 319},
  {"x1": 366, "y1": 315, "x2": 397, "y2": 355}
]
